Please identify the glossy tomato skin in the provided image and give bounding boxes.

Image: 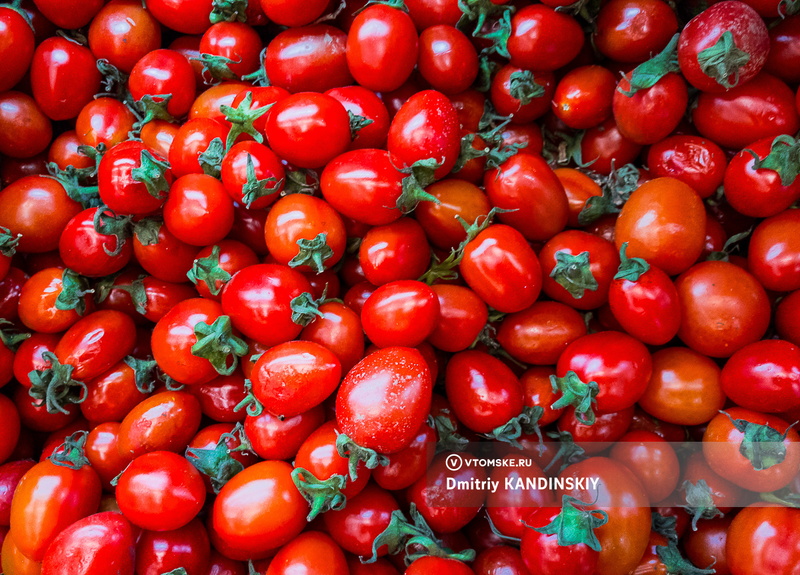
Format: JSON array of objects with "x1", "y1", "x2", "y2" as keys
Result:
[
  {"x1": 387, "y1": 90, "x2": 460, "y2": 180},
  {"x1": 724, "y1": 137, "x2": 800, "y2": 218},
  {"x1": 98, "y1": 141, "x2": 172, "y2": 215},
  {"x1": 266, "y1": 531, "x2": 348, "y2": 575},
  {"x1": 445, "y1": 350, "x2": 524, "y2": 433},
  {"x1": 520, "y1": 505, "x2": 599, "y2": 575},
  {"x1": 484, "y1": 154, "x2": 568, "y2": 242},
  {"x1": 146, "y1": 0, "x2": 213, "y2": 34},
  {"x1": 726, "y1": 504, "x2": 800, "y2": 575},
  {"x1": 540, "y1": 230, "x2": 619, "y2": 311},
  {"x1": 251, "y1": 340, "x2": 341, "y2": 418},
  {"x1": 320, "y1": 149, "x2": 405, "y2": 226},
  {"x1": 359, "y1": 217, "x2": 430, "y2": 285},
  {"x1": 211, "y1": 460, "x2": 307, "y2": 560},
  {"x1": 0, "y1": 7, "x2": 34, "y2": 92},
  {"x1": 608, "y1": 261, "x2": 681, "y2": 346},
  {"x1": 75, "y1": 97, "x2": 136, "y2": 149},
  {"x1": 558, "y1": 331, "x2": 652, "y2": 415},
  {"x1": 678, "y1": 0, "x2": 769, "y2": 92},
  {"x1": 508, "y1": 4, "x2": 584, "y2": 71},
  {"x1": 594, "y1": 0, "x2": 677, "y2": 63},
  {"x1": 169, "y1": 118, "x2": 229, "y2": 178},
  {"x1": 134, "y1": 518, "x2": 210, "y2": 575},
  {"x1": 55, "y1": 310, "x2": 137, "y2": 381},
  {"x1": 336, "y1": 346, "x2": 432, "y2": 454},
  {"x1": 413, "y1": 179, "x2": 491, "y2": 250},
  {"x1": 0, "y1": 176, "x2": 81, "y2": 253},
  {"x1": 361, "y1": 280, "x2": 440, "y2": 348},
  {"x1": 58, "y1": 208, "x2": 133, "y2": 278},
  {"x1": 580, "y1": 117, "x2": 642, "y2": 175},
  {"x1": 81, "y1": 360, "x2": 149, "y2": 424},
  {"x1": 552, "y1": 65, "x2": 615, "y2": 130},
  {"x1": 220, "y1": 141, "x2": 285, "y2": 210},
  {"x1": 417, "y1": 25, "x2": 478, "y2": 95},
  {"x1": 30, "y1": 36, "x2": 101, "y2": 121},
  {"x1": 17, "y1": 269, "x2": 87, "y2": 334},
  {"x1": 609, "y1": 430, "x2": 680, "y2": 502},
  {"x1": 639, "y1": 347, "x2": 725, "y2": 426},
  {"x1": 704, "y1": 408, "x2": 800, "y2": 492},
  {"x1": 88, "y1": 0, "x2": 161, "y2": 73},
  {"x1": 346, "y1": 4, "x2": 418, "y2": 92},
  {"x1": 117, "y1": 391, "x2": 202, "y2": 458},
  {"x1": 264, "y1": 193, "x2": 346, "y2": 273},
  {"x1": 40, "y1": 511, "x2": 135, "y2": 575},
  {"x1": 748, "y1": 209, "x2": 800, "y2": 293},
  {"x1": 427, "y1": 284, "x2": 488, "y2": 353},
  {"x1": 9, "y1": 459, "x2": 102, "y2": 561},
  {"x1": 615, "y1": 177, "x2": 706, "y2": 276},
  {"x1": 163, "y1": 174, "x2": 234, "y2": 247},
  {"x1": 322, "y1": 483, "x2": 399, "y2": 557},
  {"x1": 266, "y1": 92, "x2": 351, "y2": 169},
  {"x1": 266, "y1": 25, "x2": 352, "y2": 94},
  {"x1": 221, "y1": 264, "x2": 312, "y2": 347},
  {"x1": 675, "y1": 261, "x2": 770, "y2": 358},
  {"x1": 692, "y1": 73, "x2": 800, "y2": 150},
  {"x1": 776, "y1": 290, "x2": 800, "y2": 347},
  {"x1": 326, "y1": 85, "x2": 391, "y2": 150},
  {"x1": 245, "y1": 405, "x2": 325, "y2": 461},
  {"x1": 720, "y1": 340, "x2": 800, "y2": 413},
  {"x1": 116, "y1": 451, "x2": 206, "y2": 531},
  {"x1": 32, "y1": 0, "x2": 103, "y2": 28},
  {"x1": 373, "y1": 421, "x2": 436, "y2": 491},
  {"x1": 558, "y1": 457, "x2": 651, "y2": 575},
  {"x1": 460, "y1": 224, "x2": 542, "y2": 314},
  {"x1": 646, "y1": 135, "x2": 727, "y2": 199},
  {"x1": 0, "y1": 91, "x2": 52, "y2": 159},
  {"x1": 487, "y1": 456, "x2": 555, "y2": 539},
  {"x1": 613, "y1": 72, "x2": 688, "y2": 145},
  {"x1": 129, "y1": 49, "x2": 197, "y2": 118}
]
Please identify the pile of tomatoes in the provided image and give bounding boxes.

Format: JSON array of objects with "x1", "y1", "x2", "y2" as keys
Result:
[{"x1": 0, "y1": 0, "x2": 799, "y2": 573}]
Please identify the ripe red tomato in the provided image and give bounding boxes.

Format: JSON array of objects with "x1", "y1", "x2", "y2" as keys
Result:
[
  {"x1": 726, "y1": 504, "x2": 800, "y2": 575},
  {"x1": 336, "y1": 346, "x2": 432, "y2": 454},
  {"x1": 0, "y1": 7, "x2": 35, "y2": 92},
  {"x1": 117, "y1": 391, "x2": 202, "y2": 458},
  {"x1": 88, "y1": 0, "x2": 161, "y2": 73},
  {"x1": 361, "y1": 280, "x2": 440, "y2": 348},
  {"x1": 594, "y1": 0, "x2": 677, "y2": 63},
  {"x1": 508, "y1": 4, "x2": 584, "y2": 71},
  {"x1": 211, "y1": 460, "x2": 307, "y2": 560}
]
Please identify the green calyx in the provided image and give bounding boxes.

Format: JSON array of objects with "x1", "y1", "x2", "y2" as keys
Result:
[
  {"x1": 283, "y1": 168, "x2": 320, "y2": 195},
  {"x1": 198, "y1": 138, "x2": 226, "y2": 179},
  {"x1": 550, "y1": 371, "x2": 599, "y2": 426},
  {"x1": 396, "y1": 157, "x2": 444, "y2": 214},
  {"x1": 530, "y1": 495, "x2": 608, "y2": 552},
  {"x1": 457, "y1": 0, "x2": 512, "y2": 36},
  {"x1": 542, "y1": 128, "x2": 590, "y2": 169},
  {"x1": 0, "y1": 319, "x2": 29, "y2": 352},
  {"x1": 234, "y1": 378, "x2": 265, "y2": 417},
  {"x1": 187, "y1": 245, "x2": 232, "y2": 297},
  {"x1": 348, "y1": 110, "x2": 374, "y2": 141},
  {"x1": 681, "y1": 479, "x2": 724, "y2": 531},
  {"x1": 194, "y1": 52, "x2": 242, "y2": 83},
  {"x1": 697, "y1": 30, "x2": 751, "y2": 90},
  {"x1": 721, "y1": 411, "x2": 797, "y2": 471},
  {"x1": 133, "y1": 218, "x2": 163, "y2": 246},
  {"x1": 289, "y1": 233, "x2": 334, "y2": 274},
  {"x1": 186, "y1": 423, "x2": 251, "y2": 493},
  {"x1": 365, "y1": 503, "x2": 476, "y2": 565},
  {"x1": 335, "y1": 433, "x2": 390, "y2": 482},
  {"x1": 651, "y1": 511, "x2": 679, "y2": 545},
  {"x1": 191, "y1": 315, "x2": 249, "y2": 376},
  {"x1": 56, "y1": 268, "x2": 93, "y2": 316},
  {"x1": 108, "y1": 274, "x2": 148, "y2": 316},
  {"x1": 96, "y1": 59, "x2": 129, "y2": 101},
  {"x1": 291, "y1": 467, "x2": 348, "y2": 522},
  {"x1": 210, "y1": 0, "x2": 249, "y2": 23},
  {"x1": 123, "y1": 356, "x2": 159, "y2": 394},
  {"x1": 93, "y1": 207, "x2": 133, "y2": 257},
  {"x1": 0, "y1": 226, "x2": 21, "y2": 257},
  {"x1": 617, "y1": 34, "x2": 680, "y2": 97},
  {"x1": 656, "y1": 540, "x2": 716, "y2": 575},
  {"x1": 614, "y1": 242, "x2": 650, "y2": 282},
  {"x1": 49, "y1": 431, "x2": 92, "y2": 470},
  {"x1": 131, "y1": 94, "x2": 175, "y2": 132},
  {"x1": 220, "y1": 92, "x2": 272, "y2": 151},
  {"x1": 47, "y1": 162, "x2": 102, "y2": 209},
  {"x1": 746, "y1": 135, "x2": 800, "y2": 187},
  {"x1": 482, "y1": 406, "x2": 544, "y2": 449},
  {"x1": 418, "y1": 206, "x2": 513, "y2": 285},
  {"x1": 131, "y1": 149, "x2": 171, "y2": 200},
  {"x1": 290, "y1": 290, "x2": 328, "y2": 327},
  {"x1": 241, "y1": 153, "x2": 282, "y2": 208},
  {"x1": 543, "y1": 430, "x2": 587, "y2": 474},
  {"x1": 160, "y1": 569, "x2": 189, "y2": 575},
  {"x1": 577, "y1": 163, "x2": 640, "y2": 225},
  {"x1": 549, "y1": 250, "x2": 599, "y2": 299},
  {"x1": 430, "y1": 414, "x2": 469, "y2": 454},
  {"x1": 28, "y1": 352, "x2": 88, "y2": 415},
  {"x1": 509, "y1": 70, "x2": 545, "y2": 105}
]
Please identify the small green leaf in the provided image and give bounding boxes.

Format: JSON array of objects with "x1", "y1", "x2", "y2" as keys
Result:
[
  {"x1": 614, "y1": 242, "x2": 650, "y2": 281},
  {"x1": 617, "y1": 34, "x2": 680, "y2": 97},
  {"x1": 549, "y1": 250, "x2": 599, "y2": 299},
  {"x1": 191, "y1": 316, "x2": 249, "y2": 376},
  {"x1": 746, "y1": 135, "x2": 800, "y2": 187},
  {"x1": 530, "y1": 495, "x2": 608, "y2": 552},
  {"x1": 131, "y1": 149, "x2": 171, "y2": 200},
  {"x1": 550, "y1": 371, "x2": 599, "y2": 426},
  {"x1": 187, "y1": 245, "x2": 232, "y2": 297}
]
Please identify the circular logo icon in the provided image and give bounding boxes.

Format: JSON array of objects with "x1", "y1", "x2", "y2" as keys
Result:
[{"x1": 445, "y1": 453, "x2": 463, "y2": 472}]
